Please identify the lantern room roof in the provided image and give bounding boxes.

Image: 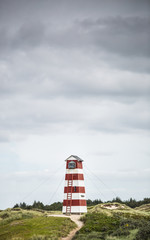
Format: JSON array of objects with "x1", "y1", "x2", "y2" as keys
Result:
[{"x1": 65, "y1": 155, "x2": 83, "y2": 162}]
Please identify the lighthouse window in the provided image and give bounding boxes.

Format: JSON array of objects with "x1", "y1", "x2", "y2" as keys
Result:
[{"x1": 68, "y1": 161, "x2": 76, "y2": 169}]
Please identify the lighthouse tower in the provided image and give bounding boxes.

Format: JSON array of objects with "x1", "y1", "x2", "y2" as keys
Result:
[{"x1": 62, "y1": 155, "x2": 87, "y2": 214}]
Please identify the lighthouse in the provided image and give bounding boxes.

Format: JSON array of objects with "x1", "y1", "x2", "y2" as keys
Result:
[{"x1": 62, "y1": 155, "x2": 87, "y2": 214}]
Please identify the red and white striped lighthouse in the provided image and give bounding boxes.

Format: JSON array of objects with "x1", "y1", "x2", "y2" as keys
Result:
[{"x1": 62, "y1": 155, "x2": 87, "y2": 214}]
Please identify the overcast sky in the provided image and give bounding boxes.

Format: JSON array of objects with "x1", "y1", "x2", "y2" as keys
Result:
[{"x1": 0, "y1": 0, "x2": 150, "y2": 210}]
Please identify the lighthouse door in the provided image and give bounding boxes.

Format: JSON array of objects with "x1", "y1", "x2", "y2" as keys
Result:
[{"x1": 66, "y1": 176, "x2": 73, "y2": 214}]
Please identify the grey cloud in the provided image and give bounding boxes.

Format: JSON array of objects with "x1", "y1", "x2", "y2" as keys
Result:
[
  {"x1": 0, "y1": 22, "x2": 46, "y2": 54},
  {"x1": 88, "y1": 100, "x2": 150, "y2": 133},
  {"x1": 0, "y1": 0, "x2": 149, "y2": 140},
  {"x1": 0, "y1": 0, "x2": 150, "y2": 24},
  {"x1": 0, "y1": 16, "x2": 150, "y2": 59},
  {"x1": 0, "y1": 0, "x2": 149, "y2": 209},
  {"x1": 0, "y1": 46, "x2": 149, "y2": 101},
  {"x1": 74, "y1": 16, "x2": 150, "y2": 57},
  {"x1": 0, "y1": 95, "x2": 149, "y2": 144},
  {"x1": 15, "y1": 22, "x2": 46, "y2": 48}
]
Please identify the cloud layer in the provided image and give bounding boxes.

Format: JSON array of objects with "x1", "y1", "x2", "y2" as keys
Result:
[{"x1": 0, "y1": 0, "x2": 150, "y2": 209}]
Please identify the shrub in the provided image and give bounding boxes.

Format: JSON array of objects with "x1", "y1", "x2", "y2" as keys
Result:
[
  {"x1": 111, "y1": 227, "x2": 130, "y2": 237},
  {"x1": 79, "y1": 213, "x2": 120, "y2": 234},
  {"x1": 72, "y1": 231, "x2": 106, "y2": 240},
  {"x1": 134, "y1": 222, "x2": 150, "y2": 240}
]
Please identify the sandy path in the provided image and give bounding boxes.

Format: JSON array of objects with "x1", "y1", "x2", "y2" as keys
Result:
[
  {"x1": 48, "y1": 214, "x2": 83, "y2": 240},
  {"x1": 62, "y1": 215, "x2": 83, "y2": 240}
]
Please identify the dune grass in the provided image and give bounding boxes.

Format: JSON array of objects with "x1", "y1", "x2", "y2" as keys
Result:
[
  {"x1": 88, "y1": 202, "x2": 150, "y2": 220},
  {"x1": 135, "y1": 203, "x2": 150, "y2": 212},
  {"x1": 0, "y1": 209, "x2": 76, "y2": 240}
]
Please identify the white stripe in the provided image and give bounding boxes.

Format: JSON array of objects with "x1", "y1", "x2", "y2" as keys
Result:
[
  {"x1": 66, "y1": 169, "x2": 83, "y2": 174},
  {"x1": 62, "y1": 206, "x2": 87, "y2": 213},
  {"x1": 66, "y1": 156, "x2": 78, "y2": 160},
  {"x1": 64, "y1": 193, "x2": 86, "y2": 200},
  {"x1": 65, "y1": 180, "x2": 85, "y2": 187}
]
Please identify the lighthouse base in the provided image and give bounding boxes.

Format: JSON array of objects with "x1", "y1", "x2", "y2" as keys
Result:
[{"x1": 62, "y1": 206, "x2": 87, "y2": 214}]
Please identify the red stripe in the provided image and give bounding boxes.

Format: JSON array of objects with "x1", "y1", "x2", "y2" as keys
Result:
[
  {"x1": 66, "y1": 160, "x2": 83, "y2": 169},
  {"x1": 65, "y1": 174, "x2": 84, "y2": 180},
  {"x1": 63, "y1": 199, "x2": 87, "y2": 206},
  {"x1": 64, "y1": 186, "x2": 85, "y2": 193}
]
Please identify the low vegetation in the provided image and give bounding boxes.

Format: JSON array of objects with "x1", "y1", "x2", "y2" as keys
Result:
[
  {"x1": 1, "y1": 199, "x2": 150, "y2": 239},
  {"x1": 73, "y1": 202, "x2": 150, "y2": 240},
  {"x1": 0, "y1": 208, "x2": 76, "y2": 240}
]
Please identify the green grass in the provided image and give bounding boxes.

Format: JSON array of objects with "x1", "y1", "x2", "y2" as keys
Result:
[{"x1": 0, "y1": 209, "x2": 76, "y2": 240}]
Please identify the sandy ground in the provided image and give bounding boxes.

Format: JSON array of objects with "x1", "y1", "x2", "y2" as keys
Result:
[
  {"x1": 103, "y1": 206, "x2": 118, "y2": 209},
  {"x1": 102, "y1": 204, "x2": 125, "y2": 210},
  {"x1": 48, "y1": 214, "x2": 83, "y2": 240}
]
